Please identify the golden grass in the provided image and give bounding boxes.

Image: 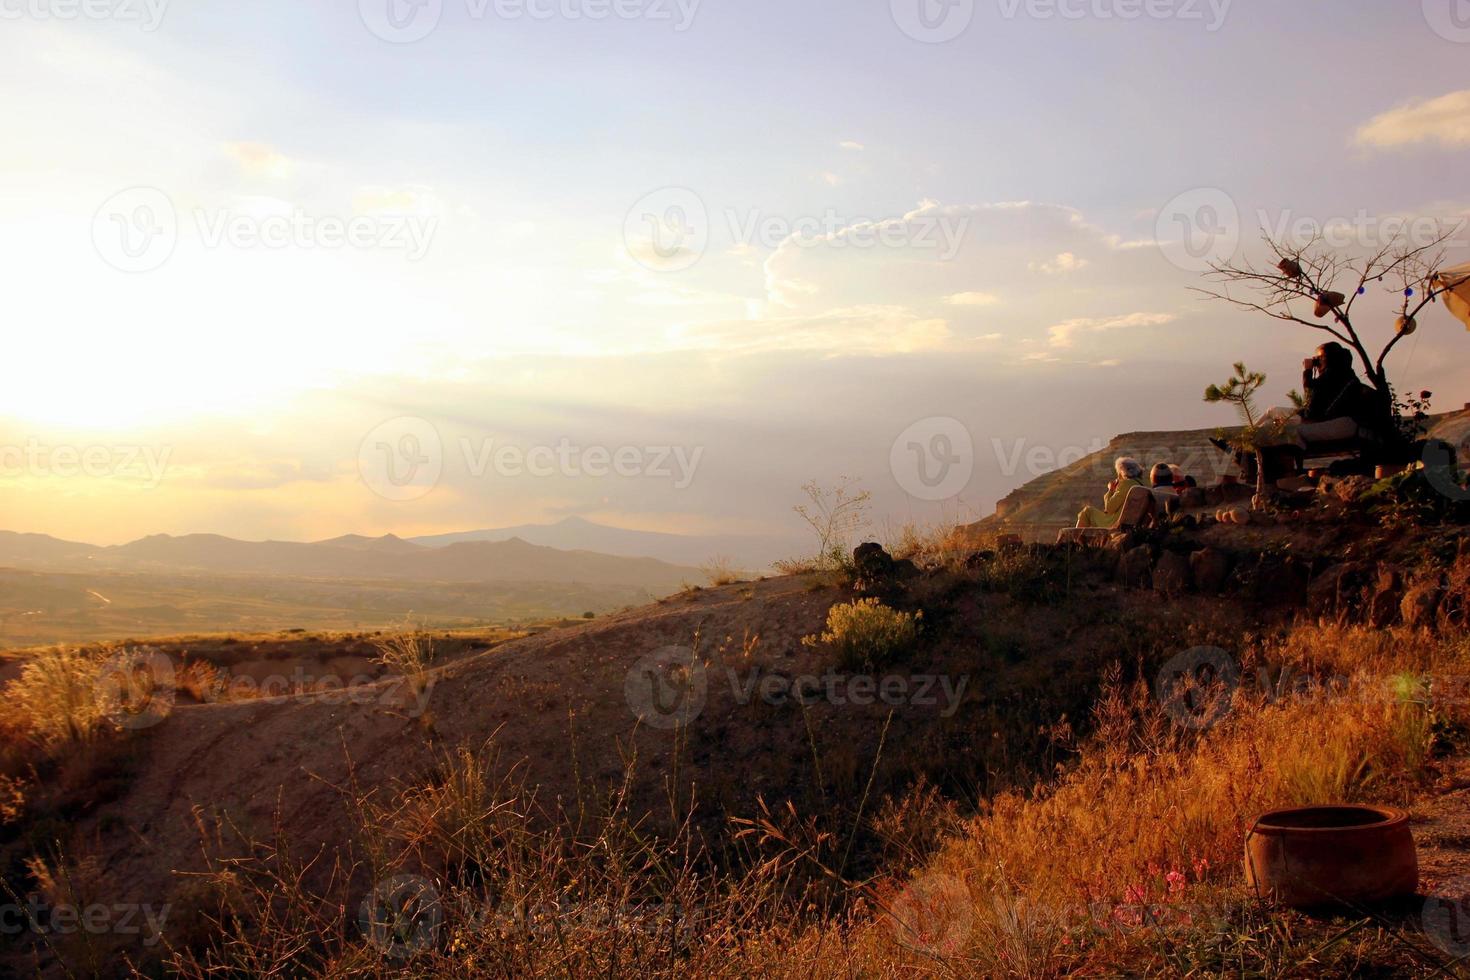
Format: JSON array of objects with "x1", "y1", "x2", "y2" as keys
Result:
[{"x1": 151, "y1": 619, "x2": 1470, "y2": 978}]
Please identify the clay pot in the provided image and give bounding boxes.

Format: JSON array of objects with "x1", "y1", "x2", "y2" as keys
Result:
[{"x1": 1246, "y1": 805, "x2": 1418, "y2": 910}]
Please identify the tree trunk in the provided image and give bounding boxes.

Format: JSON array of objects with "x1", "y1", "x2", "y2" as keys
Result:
[{"x1": 1253, "y1": 448, "x2": 1269, "y2": 510}]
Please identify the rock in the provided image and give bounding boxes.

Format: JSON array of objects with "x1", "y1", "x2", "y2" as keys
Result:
[
  {"x1": 1401, "y1": 583, "x2": 1445, "y2": 630},
  {"x1": 996, "y1": 534, "x2": 1025, "y2": 554},
  {"x1": 1118, "y1": 545, "x2": 1153, "y2": 588},
  {"x1": 1307, "y1": 562, "x2": 1366, "y2": 610},
  {"x1": 965, "y1": 550, "x2": 997, "y2": 569},
  {"x1": 1153, "y1": 551, "x2": 1193, "y2": 596},
  {"x1": 1368, "y1": 566, "x2": 1405, "y2": 628},
  {"x1": 853, "y1": 542, "x2": 893, "y2": 579},
  {"x1": 1240, "y1": 554, "x2": 1309, "y2": 606},
  {"x1": 1190, "y1": 548, "x2": 1232, "y2": 595}
]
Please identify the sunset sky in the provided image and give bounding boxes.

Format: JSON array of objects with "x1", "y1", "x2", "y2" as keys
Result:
[{"x1": 2, "y1": 1, "x2": 1468, "y2": 548}]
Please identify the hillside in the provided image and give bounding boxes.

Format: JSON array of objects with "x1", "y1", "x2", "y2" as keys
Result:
[{"x1": 975, "y1": 408, "x2": 1470, "y2": 540}]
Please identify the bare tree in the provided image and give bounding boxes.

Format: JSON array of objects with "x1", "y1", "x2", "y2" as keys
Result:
[{"x1": 1195, "y1": 230, "x2": 1461, "y2": 433}]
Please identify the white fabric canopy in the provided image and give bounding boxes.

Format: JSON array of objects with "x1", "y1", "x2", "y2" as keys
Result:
[{"x1": 1434, "y1": 261, "x2": 1470, "y2": 330}]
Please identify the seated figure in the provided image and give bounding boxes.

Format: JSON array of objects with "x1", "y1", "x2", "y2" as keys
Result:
[
  {"x1": 1150, "y1": 463, "x2": 1181, "y2": 518},
  {"x1": 1293, "y1": 342, "x2": 1387, "y2": 453},
  {"x1": 1077, "y1": 457, "x2": 1146, "y2": 529}
]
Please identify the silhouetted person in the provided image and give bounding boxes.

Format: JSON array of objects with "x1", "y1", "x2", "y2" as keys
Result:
[{"x1": 1298, "y1": 342, "x2": 1384, "y2": 446}]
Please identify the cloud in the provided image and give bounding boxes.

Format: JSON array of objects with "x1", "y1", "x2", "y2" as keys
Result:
[
  {"x1": 819, "y1": 172, "x2": 843, "y2": 187},
  {"x1": 353, "y1": 185, "x2": 443, "y2": 216},
  {"x1": 839, "y1": 140, "x2": 865, "y2": 151},
  {"x1": 1047, "y1": 312, "x2": 1177, "y2": 349},
  {"x1": 1356, "y1": 90, "x2": 1470, "y2": 149},
  {"x1": 675, "y1": 305, "x2": 948, "y2": 356},
  {"x1": 226, "y1": 141, "x2": 294, "y2": 179},
  {"x1": 1030, "y1": 251, "x2": 1090, "y2": 275},
  {"x1": 946, "y1": 291, "x2": 1000, "y2": 307}
]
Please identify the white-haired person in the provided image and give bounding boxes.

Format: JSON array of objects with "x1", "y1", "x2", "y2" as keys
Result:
[{"x1": 1076, "y1": 457, "x2": 1146, "y2": 529}]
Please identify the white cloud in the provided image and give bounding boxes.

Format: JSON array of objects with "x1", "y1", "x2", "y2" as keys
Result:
[
  {"x1": 676, "y1": 305, "x2": 948, "y2": 356},
  {"x1": 1030, "y1": 251, "x2": 1090, "y2": 275},
  {"x1": 839, "y1": 140, "x2": 865, "y2": 151},
  {"x1": 819, "y1": 172, "x2": 843, "y2": 187},
  {"x1": 1047, "y1": 312, "x2": 1177, "y2": 349},
  {"x1": 1356, "y1": 90, "x2": 1470, "y2": 149},
  {"x1": 227, "y1": 141, "x2": 295, "y2": 179},
  {"x1": 946, "y1": 291, "x2": 1000, "y2": 306}
]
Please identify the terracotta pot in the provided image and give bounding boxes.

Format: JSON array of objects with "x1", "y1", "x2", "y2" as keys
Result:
[{"x1": 1246, "y1": 805, "x2": 1418, "y2": 910}]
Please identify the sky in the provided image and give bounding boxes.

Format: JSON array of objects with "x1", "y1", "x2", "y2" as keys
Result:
[{"x1": 1, "y1": 0, "x2": 1469, "y2": 548}]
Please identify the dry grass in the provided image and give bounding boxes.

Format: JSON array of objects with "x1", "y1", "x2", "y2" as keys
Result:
[
  {"x1": 155, "y1": 620, "x2": 1470, "y2": 978},
  {"x1": 10, "y1": 645, "x2": 107, "y2": 747},
  {"x1": 372, "y1": 629, "x2": 437, "y2": 698},
  {"x1": 700, "y1": 555, "x2": 744, "y2": 587}
]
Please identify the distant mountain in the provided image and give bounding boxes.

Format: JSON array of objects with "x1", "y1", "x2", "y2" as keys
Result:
[
  {"x1": 410, "y1": 516, "x2": 794, "y2": 570},
  {"x1": 0, "y1": 531, "x2": 701, "y2": 594},
  {"x1": 0, "y1": 531, "x2": 98, "y2": 565}
]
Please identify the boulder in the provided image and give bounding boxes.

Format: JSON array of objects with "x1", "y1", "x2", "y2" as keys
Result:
[
  {"x1": 1153, "y1": 551, "x2": 1193, "y2": 596},
  {"x1": 853, "y1": 542, "x2": 894, "y2": 581},
  {"x1": 1307, "y1": 562, "x2": 1367, "y2": 610},
  {"x1": 1190, "y1": 548, "x2": 1232, "y2": 595},
  {"x1": 1118, "y1": 545, "x2": 1154, "y2": 588},
  {"x1": 1401, "y1": 582, "x2": 1445, "y2": 631},
  {"x1": 1368, "y1": 566, "x2": 1405, "y2": 628}
]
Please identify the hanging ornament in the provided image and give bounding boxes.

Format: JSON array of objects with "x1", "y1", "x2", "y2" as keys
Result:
[
  {"x1": 1313, "y1": 291, "x2": 1345, "y2": 318},
  {"x1": 1397, "y1": 315, "x2": 1418, "y2": 335},
  {"x1": 1278, "y1": 258, "x2": 1303, "y2": 279},
  {"x1": 1406, "y1": 288, "x2": 1415, "y2": 298}
]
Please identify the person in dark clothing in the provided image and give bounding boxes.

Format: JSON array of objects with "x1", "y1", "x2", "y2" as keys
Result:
[
  {"x1": 1301, "y1": 342, "x2": 1380, "y2": 430},
  {"x1": 1293, "y1": 342, "x2": 1386, "y2": 450}
]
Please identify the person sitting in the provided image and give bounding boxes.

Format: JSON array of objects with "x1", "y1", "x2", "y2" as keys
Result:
[
  {"x1": 1150, "y1": 463, "x2": 1181, "y2": 517},
  {"x1": 1077, "y1": 457, "x2": 1146, "y2": 528},
  {"x1": 1295, "y1": 342, "x2": 1386, "y2": 452}
]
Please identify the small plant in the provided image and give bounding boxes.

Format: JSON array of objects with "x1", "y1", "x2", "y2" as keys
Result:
[
  {"x1": 11, "y1": 646, "x2": 105, "y2": 747},
  {"x1": 701, "y1": 555, "x2": 742, "y2": 587},
  {"x1": 803, "y1": 598, "x2": 921, "y2": 671},
  {"x1": 1393, "y1": 388, "x2": 1434, "y2": 445},
  {"x1": 373, "y1": 625, "x2": 437, "y2": 695},
  {"x1": 1204, "y1": 362, "x2": 1286, "y2": 505},
  {"x1": 786, "y1": 478, "x2": 871, "y2": 574}
]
